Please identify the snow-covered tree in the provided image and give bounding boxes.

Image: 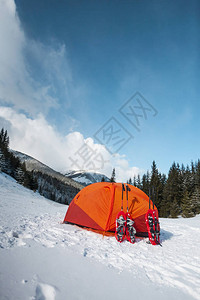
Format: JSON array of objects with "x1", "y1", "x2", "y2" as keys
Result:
[
  {"x1": 15, "y1": 166, "x2": 25, "y2": 185},
  {"x1": 0, "y1": 149, "x2": 6, "y2": 172},
  {"x1": 0, "y1": 128, "x2": 9, "y2": 150}
]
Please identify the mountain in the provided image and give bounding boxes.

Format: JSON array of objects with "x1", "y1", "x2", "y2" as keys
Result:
[
  {"x1": 12, "y1": 150, "x2": 84, "y2": 204},
  {"x1": 0, "y1": 172, "x2": 200, "y2": 300},
  {"x1": 65, "y1": 170, "x2": 110, "y2": 186}
]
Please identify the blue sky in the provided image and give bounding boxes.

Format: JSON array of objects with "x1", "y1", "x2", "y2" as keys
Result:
[{"x1": 0, "y1": 0, "x2": 200, "y2": 179}]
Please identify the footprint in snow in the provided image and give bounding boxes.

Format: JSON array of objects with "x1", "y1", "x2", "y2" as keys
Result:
[
  {"x1": 83, "y1": 248, "x2": 89, "y2": 257},
  {"x1": 22, "y1": 279, "x2": 28, "y2": 284},
  {"x1": 12, "y1": 231, "x2": 19, "y2": 238},
  {"x1": 35, "y1": 283, "x2": 56, "y2": 300}
]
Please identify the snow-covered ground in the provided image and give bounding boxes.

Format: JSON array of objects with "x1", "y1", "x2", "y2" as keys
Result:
[{"x1": 0, "y1": 173, "x2": 200, "y2": 300}]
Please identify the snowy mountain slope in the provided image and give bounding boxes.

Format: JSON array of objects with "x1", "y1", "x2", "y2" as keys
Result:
[
  {"x1": 65, "y1": 170, "x2": 110, "y2": 186},
  {"x1": 12, "y1": 150, "x2": 84, "y2": 204},
  {"x1": 0, "y1": 173, "x2": 200, "y2": 300},
  {"x1": 13, "y1": 150, "x2": 84, "y2": 190},
  {"x1": 13, "y1": 150, "x2": 109, "y2": 188}
]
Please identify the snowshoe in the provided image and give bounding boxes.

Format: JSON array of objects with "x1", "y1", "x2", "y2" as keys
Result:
[
  {"x1": 126, "y1": 212, "x2": 136, "y2": 244},
  {"x1": 153, "y1": 211, "x2": 161, "y2": 245},
  {"x1": 145, "y1": 209, "x2": 157, "y2": 245},
  {"x1": 115, "y1": 211, "x2": 126, "y2": 243},
  {"x1": 146, "y1": 186, "x2": 162, "y2": 246}
]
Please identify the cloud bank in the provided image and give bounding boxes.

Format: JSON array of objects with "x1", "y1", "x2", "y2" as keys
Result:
[{"x1": 0, "y1": 107, "x2": 140, "y2": 181}]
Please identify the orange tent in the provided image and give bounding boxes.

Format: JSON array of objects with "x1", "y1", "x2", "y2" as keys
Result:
[{"x1": 64, "y1": 182, "x2": 157, "y2": 237}]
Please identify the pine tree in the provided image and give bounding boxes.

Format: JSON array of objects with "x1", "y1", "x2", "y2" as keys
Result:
[
  {"x1": 181, "y1": 190, "x2": 195, "y2": 218},
  {"x1": 0, "y1": 128, "x2": 11, "y2": 174},
  {"x1": 163, "y1": 162, "x2": 183, "y2": 217},
  {"x1": 23, "y1": 169, "x2": 38, "y2": 191},
  {"x1": 101, "y1": 176, "x2": 105, "y2": 182},
  {"x1": 0, "y1": 128, "x2": 5, "y2": 146},
  {"x1": 110, "y1": 168, "x2": 116, "y2": 182},
  {"x1": 159, "y1": 196, "x2": 170, "y2": 218},
  {"x1": 190, "y1": 161, "x2": 196, "y2": 195},
  {"x1": 183, "y1": 165, "x2": 193, "y2": 195},
  {"x1": 147, "y1": 171, "x2": 151, "y2": 192},
  {"x1": 141, "y1": 173, "x2": 149, "y2": 195},
  {"x1": 150, "y1": 161, "x2": 163, "y2": 212},
  {"x1": 150, "y1": 161, "x2": 159, "y2": 184},
  {"x1": 128, "y1": 177, "x2": 132, "y2": 185},
  {"x1": 158, "y1": 173, "x2": 167, "y2": 216},
  {"x1": 15, "y1": 166, "x2": 25, "y2": 184},
  {"x1": 195, "y1": 160, "x2": 200, "y2": 190},
  {"x1": 0, "y1": 149, "x2": 6, "y2": 172},
  {"x1": 136, "y1": 174, "x2": 142, "y2": 189},
  {"x1": 170, "y1": 197, "x2": 180, "y2": 218},
  {"x1": 0, "y1": 128, "x2": 9, "y2": 150},
  {"x1": 191, "y1": 187, "x2": 200, "y2": 215},
  {"x1": 133, "y1": 175, "x2": 137, "y2": 187}
]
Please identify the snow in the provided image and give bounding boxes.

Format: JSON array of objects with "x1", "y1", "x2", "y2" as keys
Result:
[
  {"x1": 73, "y1": 176, "x2": 91, "y2": 185},
  {"x1": 0, "y1": 173, "x2": 200, "y2": 300}
]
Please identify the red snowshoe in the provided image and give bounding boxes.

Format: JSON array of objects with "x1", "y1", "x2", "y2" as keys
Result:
[
  {"x1": 126, "y1": 212, "x2": 136, "y2": 244},
  {"x1": 145, "y1": 209, "x2": 157, "y2": 245},
  {"x1": 153, "y1": 209, "x2": 160, "y2": 244},
  {"x1": 145, "y1": 186, "x2": 161, "y2": 246},
  {"x1": 145, "y1": 208, "x2": 161, "y2": 245},
  {"x1": 115, "y1": 211, "x2": 126, "y2": 243}
]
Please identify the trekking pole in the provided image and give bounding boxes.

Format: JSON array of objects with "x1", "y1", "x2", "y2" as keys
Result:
[
  {"x1": 149, "y1": 187, "x2": 151, "y2": 210},
  {"x1": 126, "y1": 184, "x2": 131, "y2": 212},
  {"x1": 121, "y1": 183, "x2": 125, "y2": 211},
  {"x1": 125, "y1": 184, "x2": 136, "y2": 244},
  {"x1": 115, "y1": 184, "x2": 127, "y2": 243},
  {"x1": 126, "y1": 184, "x2": 129, "y2": 212},
  {"x1": 152, "y1": 186, "x2": 155, "y2": 210}
]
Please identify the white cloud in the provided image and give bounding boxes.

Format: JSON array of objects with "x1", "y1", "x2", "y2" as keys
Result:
[
  {"x1": 0, "y1": 0, "x2": 74, "y2": 115},
  {"x1": 0, "y1": 107, "x2": 141, "y2": 182}
]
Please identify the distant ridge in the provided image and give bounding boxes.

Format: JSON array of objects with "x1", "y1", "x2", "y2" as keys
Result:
[{"x1": 65, "y1": 170, "x2": 110, "y2": 186}]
